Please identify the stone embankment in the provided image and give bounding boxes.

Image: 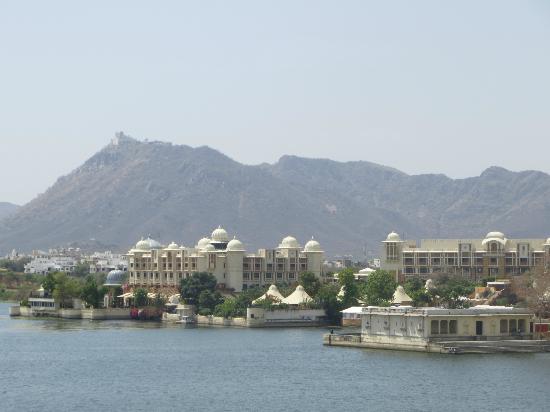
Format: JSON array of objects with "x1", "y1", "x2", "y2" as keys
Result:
[
  {"x1": 323, "y1": 333, "x2": 550, "y2": 354},
  {"x1": 10, "y1": 305, "x2": 130, "y2": 320}
]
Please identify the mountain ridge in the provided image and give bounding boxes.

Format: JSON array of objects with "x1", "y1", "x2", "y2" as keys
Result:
[{"x1": 1, "y1": 135, "x2": 549, "y2": 256}]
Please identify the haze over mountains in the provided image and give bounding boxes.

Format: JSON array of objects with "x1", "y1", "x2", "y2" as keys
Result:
[
  {"x1": 1, "y1": 134, "x2": 550, "y2": 257},
  {"x1": 0, "y1": 202, "x2": 19, "y2": 221}
]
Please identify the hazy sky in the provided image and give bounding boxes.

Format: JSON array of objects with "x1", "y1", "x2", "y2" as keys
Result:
[{"x1": 1, "y1": 1, "x2": 549, "y2": 205}]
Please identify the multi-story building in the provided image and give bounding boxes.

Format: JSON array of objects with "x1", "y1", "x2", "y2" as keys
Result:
[
  {"x1": 381, "y1": 231, "x2": 550, "y2": 282},
  {"x1": 84, "y1": 251, "x2": 128, "y2": 273},
  {"x1": 24, "y1": 255, "x2": 79, "y2": 275},
  {"x1": 126, "y1": 226, "x2": 325, "y2": 292}
]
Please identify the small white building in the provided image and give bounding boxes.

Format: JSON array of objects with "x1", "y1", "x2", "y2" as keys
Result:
[{"x1": 24, "y1": 255, "x2": 79, "y2": 275}]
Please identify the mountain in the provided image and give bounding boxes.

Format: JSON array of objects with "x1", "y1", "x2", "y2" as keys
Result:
[
  {"x1": 1, "y1": 134, "x2": 550, "y2": 257},
  {"x1": 0, "y1": 202, "x2": 20, "y2": 221}
]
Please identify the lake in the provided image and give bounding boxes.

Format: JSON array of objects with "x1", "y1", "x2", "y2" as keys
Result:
[{"x1": 1, "y1": 302, "x2": 549, "y2": 412}]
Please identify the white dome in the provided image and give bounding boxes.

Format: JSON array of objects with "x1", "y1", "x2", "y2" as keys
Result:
[
  {"x1": 211, "y1": 226, "x2": 229, "y2": 242},
  {"x1": 359, "y1": 267, "x2": 375, "y2": 274},
  {"x1": 385, "y1": 231, "x2": 401, "y2": 242},
  {"x1": 135, "y1": 238, "x2": 150, "y2": 251},
  {"x1": 166, "y1": 242, "x2": 179, "y2": 250},
  {"x1": 196, "y1": 237, "x2": 211, "y2": 249},
  {"x1": 279, "y1": 236, "x2": 301, "y2": 249},
  {"x1": 486, "y1": 231, "x2": 505, "y2": 240},
  {"x1": 226, "y1": 238, "x2": 245, "y2": 252},
  {"x1": 203, "y1": 244, "x2": 216, "y2": 252},
  {"x1": 304, "y1": 237, "x2": 322, "y2": 252},
  {"x1": 135, "y1": 237, "x2": 161, "y2": 250},
  {"x1": 482, "y1": 231, "x2": 507, "y2": 246},
  {"x1": 545, "y1": 238, "x2": 550, "y2": 245}
]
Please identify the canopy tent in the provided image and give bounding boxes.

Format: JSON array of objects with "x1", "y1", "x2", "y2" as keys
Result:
[
  {"x1": 252, "y1": 285, "x2": 285, "y2": 304},
  {"x1": 282, "y1": 285, "x2": 312, "y2": 305},
  {"x1": 392, "y1": 286, "x2": 413, "y2": 306}
]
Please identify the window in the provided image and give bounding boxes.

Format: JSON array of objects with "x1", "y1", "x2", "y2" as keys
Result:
[
  {"x1": 500, "y1": 319, "x2": 508, "y2": 333},
  {"x1": 440, "y1": 320, "x2": 448, "y2": 334},
  {"x1": 431, "y1": 320, "x2": 439, "y2": 334},
  {"x1": 265, "y1": 272, "x2": 272, "y2": 279},
  {"x1": 518, "y1": 319, "x2": 526, "y2": 333},
  {"x1": 449, "y1": 320, "x2": 457, "y2": 334},
  {"x1": 509, "y1": 319, "x2": 517, "y2": 333}
]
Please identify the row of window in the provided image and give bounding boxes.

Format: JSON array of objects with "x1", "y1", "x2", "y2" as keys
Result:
[
  {"x1": 242, "y1": 272, "x2": 296, "y2": 281},
  {"x1": 431, "y1": 320, "x2": 458, "y2": 335}
]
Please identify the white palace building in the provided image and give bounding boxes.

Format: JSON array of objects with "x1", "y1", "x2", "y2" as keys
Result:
[
  {"x1": 381, "y1": 231, "x2": 550, "y2": 282},
  {"x1": 126, "y1": 227, "x2": 325, "y2": 292}
]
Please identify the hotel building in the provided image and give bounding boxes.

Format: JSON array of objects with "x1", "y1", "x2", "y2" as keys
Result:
[
  {"x1": 126, "y1": 226, "x2": 325, "y2": 292},
  {"x1": 381, "y1": 231, "x2": 550, "y2": 282}
]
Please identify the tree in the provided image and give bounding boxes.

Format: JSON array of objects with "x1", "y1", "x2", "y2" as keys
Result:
[
  {"x1": 134, "y1": 288, "x2": 148, "y2": 307},
  {"x1": 80, "y1": 276, "x2": 102, "y2": 308},
  {"x1": 42, "y1": 272, "x2": 57, "y2": 295},
  {"x1": 433, "y1": 277, "x2": 475, "y2": 309},
  {"x1": 315, "y1": 284, "x2": 343, "y2": 323},
  {"x1": 404, "y1": 278, "x2": 433, "y2": 307},
  {"x1": 153, "y1": 293, "x2": 166, "y2": 309},
  {"x1": 512, "y1": 271, "x2": 550, "y2": 319},
  {"x1": 180, "y1": 272, "x2": 217, "y2": 305},
  {"x1": 299, "y1": 272, "x2": 321, "y2": 297},
  {"x1": 198, "y1": 290, "x2": 223, "y2": 312},
  {"x1": 72, "y1": 262, "x2": 90, "y2": 278},
  {"x1": 52, "y1": 272, "x2": 81, "y2": 308},
  {"x1": 338, "y1": 268, "x2": 359, "y2": 307},
  {"x1": 362, "y1": 270, "x2": 396, "y2": 306},
  {"x1": 214, "y1": 298, "x2": 238, "y2": 318}
]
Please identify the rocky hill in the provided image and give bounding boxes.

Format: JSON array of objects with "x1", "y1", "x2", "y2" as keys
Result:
[
  {"x1": 1, "y1": 134, "x2": 549, "y2": 257},
  {"x1": 0, "y1": 202, "x2": 19, "y2": 222}
]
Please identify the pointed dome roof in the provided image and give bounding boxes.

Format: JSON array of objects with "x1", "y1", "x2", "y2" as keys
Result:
[
  {"x1": 279, "y1": 236, "x2": 301, "y2": 249},
  {"x1": 304, "y1": 237, "x2": 322, "y2": 252},
  {"x1": 252, "y1": 284, "x2": 285, "y2": 304},
  {"x1": 392, "y1": 286, "x2": 413, "y2": 305},
  {"x1": 282, "y1": 285, "x2": 313, "y2": 305},
  {"x1": 211, "y1": 226, "x2": 229, "y2": 242},
  {"x1": 226, "y1": 237, "x2": 245, "y2": 252}
]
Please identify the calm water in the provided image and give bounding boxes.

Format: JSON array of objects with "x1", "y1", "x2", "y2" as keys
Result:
[{"x1": 1, "y1": 302, "x2": 549, "y2": 412}]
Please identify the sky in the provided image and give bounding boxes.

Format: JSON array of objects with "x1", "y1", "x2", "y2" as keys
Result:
[{"x1": 1, "y1": 0, "x2": 549, "y2": 205}]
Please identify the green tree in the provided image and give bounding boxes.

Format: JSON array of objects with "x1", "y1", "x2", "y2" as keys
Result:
[
  {"x1": 315, "y1": 284, "x2": 343, "y2": 323},
  {"x1": 42, "y1": 272, "x2": 57, "y2": 295},
  {"x1": 134, "y1": 288, "x2": 148, "y2": 307},
  {"x1": 180, "y1": 272, "x2": 217, "y2": 305},
  {"x1": 404, "y1": 278, "x2": 433, "y2": 307},
  {"x1": 153, "y1": 293, "x2": 166, "y2": 309},
  {"x1": 52, "y1": 272, "x2": 82, "y2": 308},
  {"x1": 198, "y1": 290, "x2": 223, "y2": 312},
  {"x1": 80, "y1": 276, "x2": 102, "y2": 308},
  {"x1": 72, "y1": 262, "x2": 90, "y2": 278},
  {"x1": 214, "y1": 298, "x2": 238, "y2": 318},
  {"x1": 298, "y1": 271, "x2": 321, "y2": 297},
  {"x1": 338, "y1": 268, "x2": 359, "y2": 307},
  {"x1": 434, "y1": 277, "x2": 475, "y2": 309},
  {"x1": 362, "y1": 270, "x2": 396, "y2": 306}
]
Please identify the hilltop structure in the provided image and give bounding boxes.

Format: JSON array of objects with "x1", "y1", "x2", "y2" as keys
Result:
[
  {"x1": 126, "y1": 226, "x2": 325, "y2": 292},
  {"x1": 381, "y1": 231, "x2": 550, "y2": 282}
]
